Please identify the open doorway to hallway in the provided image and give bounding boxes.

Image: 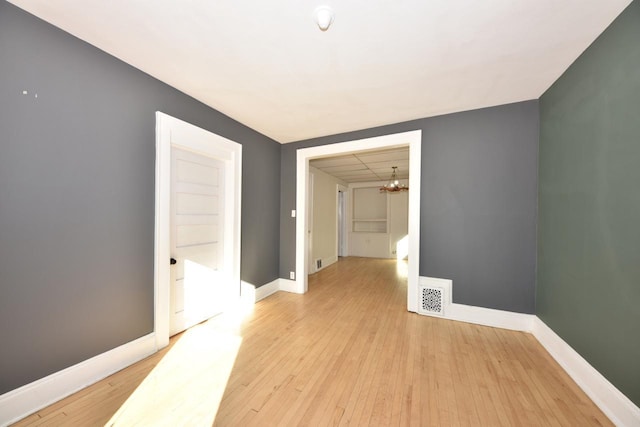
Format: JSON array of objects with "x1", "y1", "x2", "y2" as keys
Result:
[
  {"x1": 308, "y1": 146, "x2": 410, "y2": 275},
  {"x1": 294, "y1": 130, "x2": 422, "y2": 312}
]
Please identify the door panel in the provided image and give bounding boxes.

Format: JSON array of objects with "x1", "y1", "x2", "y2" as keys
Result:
[
  {"x1": 175, "y1": 193, "x2": 219, "y2": 215},
  {"x1": 177, "y1": 158, "x2": 220, "y2": 185},
  {"x1": 176, "y1": 224, "x2": 219, "y2": 247},
  {"x1": 170, "y1": 147, "x2": 225, "y2": 336}
]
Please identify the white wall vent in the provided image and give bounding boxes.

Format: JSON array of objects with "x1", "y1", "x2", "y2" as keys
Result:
[
  {"x1": 417, "y1": 277, "x2": 452, "y2": 317},
  {"x1": 418, "y1": 285, "x2": 444, "y2": 316}
]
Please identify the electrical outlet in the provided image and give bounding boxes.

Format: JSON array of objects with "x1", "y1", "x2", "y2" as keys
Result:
[{"x1": 289, "y1": 271, "x2": 295, "y2": 280}]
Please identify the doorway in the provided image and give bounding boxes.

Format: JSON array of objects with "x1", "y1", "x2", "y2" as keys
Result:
[
  {"x1": 154, "y1": 112, "x2": 242, "y2": 349},
  {"x1": 294, "y1": 130, "x2": 422, "y2": 312}
]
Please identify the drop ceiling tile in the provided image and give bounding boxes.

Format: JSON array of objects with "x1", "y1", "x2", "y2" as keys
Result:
[
  {"x1": 318, "y1": 164, "x2": 369, "y2": 173},
  {"x1": 309, "y1": 156, "x2": 361, "y2": 168},
  {"x1": 338, "y1": 173, "x2": 379, "y2": 182},
  {"x1": 345, "y1": 178, "x2": 382, "y2": 183},
  {"x1": 355, "y1": 150, "x2": 410, "y2": 164},
  {"x1": 366, "y1": 160, "x2": 410, "y2": 170},
  {"x1": 331, "y1": 169, "x2": 377, "y2": 177}
]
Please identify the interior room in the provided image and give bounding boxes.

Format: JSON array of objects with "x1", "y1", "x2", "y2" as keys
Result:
[
  {"x1": 1, "y1": 0, "x2": 639, "y2": 425},
  {"x1": 308, "y1": 146, "x2": 410, "y2": 271}
]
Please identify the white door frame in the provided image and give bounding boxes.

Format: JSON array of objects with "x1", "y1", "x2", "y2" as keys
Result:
[
  {"x1": 308, "y1": 172, "x2": 315, "y2": 273},
  {"x1": 295, "y1": 130, "x2": 422, "y2": 312},
  {"x1": 336, "y1": 184, "x2": 348, "y2": 258},
  {"x1": 154, "y1": 112, "x2": 242, "y2": 349}
]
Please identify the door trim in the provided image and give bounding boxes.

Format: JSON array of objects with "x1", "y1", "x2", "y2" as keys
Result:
[
  {"x1": 295, "y1": 130, "x2": 421, "y2": 312},
  {"x1": 154, "y1": 112, "x2": 242, "y2": 349},
  {"x1": 336, "y1": 184, "x2": 348, "y2": 258}
]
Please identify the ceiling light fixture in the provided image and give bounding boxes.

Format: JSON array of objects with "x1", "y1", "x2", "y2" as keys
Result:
[
  {"x1": 380, "y1": 167, "x2": 408, "y2": 193},
  {"x1": 314, "y1": 6, "x2": 334, "y2": 31}
]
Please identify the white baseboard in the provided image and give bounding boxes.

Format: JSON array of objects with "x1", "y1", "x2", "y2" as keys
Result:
[
  {"x1": 418, "y1": 276, "x2": 533, "y2": 331},
  {"x1": 241, "y1": 278, "x2": 300, "y2": 302},
  {"x1": 240, "y1": 280, "x2": 257, "y2": 303},
  {"x1": 0, "y1": 333, "x2": 157, "y2": 426},
  {"x1": 445, "y1": 303, "x2": 535, "y2": 332},
  {"x1": 241, "y1": 278, "x2": 280, "y2": 303},
  {"x1": 255, "y1": 278, "x2": 280, "y2": 302},
  {"x1": 532, "y1": 317, "x2": 640, "y2": 427},
  {"x1": 278, "y1": 278, "x2": 299, "y2": 294}
]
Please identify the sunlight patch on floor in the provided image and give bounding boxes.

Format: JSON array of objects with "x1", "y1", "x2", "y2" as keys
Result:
[{"x1": 105, "y1": 306, "x2": 251, "y2": 426}]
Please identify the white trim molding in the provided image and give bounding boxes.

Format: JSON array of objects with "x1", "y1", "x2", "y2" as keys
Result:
[
  {"x1": 241, "y1": 279, "x2": 281, "y2": 303},
  {"x1": 445, "y1": 303, "x2": 535, "y2": 332},
  {"x1": 296, "y1": 130, "x2": 422, "y2": 308},
  {"x1": 278, "y1": 278, "x2": 300, "y2": 294},
  {"x1": 532, "y1": 318, "x2": 640, "y2": 427},
  {"x1": 255, "y1": 280, "x2": 281, "y2": 301},
  {"x1": 0, "y1": 334, "x2": 156, "y2": 426},
  {"x1": 418, "y1": 275, "x2": 534, "y2": 331},
  {"x1": 240, "y1": 278, "x2": 302, "y2": 304}
]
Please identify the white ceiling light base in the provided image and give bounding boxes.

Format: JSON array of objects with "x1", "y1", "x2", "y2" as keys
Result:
[{"x1": 314, "y1": 6, "x2": 334, "y2": 31}]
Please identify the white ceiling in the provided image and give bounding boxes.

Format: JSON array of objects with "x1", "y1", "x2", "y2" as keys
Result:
[
  {"x1": 9, "y1": 0, "x2": 631, "y2": 143},
  {"x1": 310, "y1": 146, "x2": 409, "y2": 183}
]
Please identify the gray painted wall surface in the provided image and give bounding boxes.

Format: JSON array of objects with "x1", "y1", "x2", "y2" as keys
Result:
[
  {"x1": 280, "y1": 101, "x2": 539, "y2": 314},
  {"x1": 538, "y1": 1, "x2": 640, "y2": 406},
  {"x1": 0, "y1": 2, "x2": 280, "y2": 394}
]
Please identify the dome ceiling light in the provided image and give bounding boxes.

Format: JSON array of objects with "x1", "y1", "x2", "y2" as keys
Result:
[{"x1": 314, "y1": 6, "x2": 334, "y2": 31}]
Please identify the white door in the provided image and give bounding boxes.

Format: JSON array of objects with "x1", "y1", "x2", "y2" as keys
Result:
[
  {"x1": 170, "y1": 148, "x2": 226, "y2": 336},
  {"x1": 155, "y1": 112, "x2": 242, "y2": 349}
]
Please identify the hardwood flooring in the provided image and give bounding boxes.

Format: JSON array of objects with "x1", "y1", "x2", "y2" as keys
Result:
[{"x1": 13, "y1": 257, "x2": 612, "y2": 426}]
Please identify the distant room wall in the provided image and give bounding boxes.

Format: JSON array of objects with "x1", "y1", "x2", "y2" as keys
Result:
[{"x1": 309, "y1": 167, "x2": 345, "y2": 271}]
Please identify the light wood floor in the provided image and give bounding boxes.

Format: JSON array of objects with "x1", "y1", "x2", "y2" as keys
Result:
[{"x1": 14, "y1": 257, "x2": 611, "y2": 426}]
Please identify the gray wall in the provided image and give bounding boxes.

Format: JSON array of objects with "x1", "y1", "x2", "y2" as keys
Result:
[
  {"x1": 538, "y1": 1, "x2": 640, "y2": 406},
  {"x1": 0, "y1": 1, "x2": 280, "y2": 394},
  {"x1": 280, "y1": 101, "x2": 539, "y2": 313}
]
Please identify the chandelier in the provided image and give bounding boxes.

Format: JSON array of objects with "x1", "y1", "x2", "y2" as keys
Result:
[{"x1": 380, "y1": 166, "x2": 408, "y2": 193}]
